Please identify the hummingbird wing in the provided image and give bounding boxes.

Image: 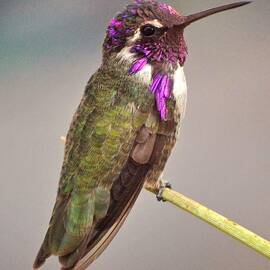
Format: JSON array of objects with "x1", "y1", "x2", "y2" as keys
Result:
[
  {"x1": 66, "y1": 119, "x2": 180, "y2": 270},
  {"x1": 69, "y1": 135, "x2": 157, "y2": 270},
  {"x1": 57, "y1": 107, "x2": 180, "y2": 270},
  {"x1": 33, "y1": 70, "x2": 159, "y2": 269}
]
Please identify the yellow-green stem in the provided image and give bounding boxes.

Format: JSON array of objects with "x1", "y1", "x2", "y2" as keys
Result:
[{"x1": 146, "y1": 187, "x2": 270, "y2": 259}]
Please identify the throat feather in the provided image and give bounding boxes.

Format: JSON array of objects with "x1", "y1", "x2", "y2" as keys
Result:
[{"x1": 129, "y1": 58, "x2": 173, "y2": 120}]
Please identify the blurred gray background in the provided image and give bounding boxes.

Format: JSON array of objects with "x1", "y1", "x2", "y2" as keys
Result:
[{"x1": 1, "y1": 0, "x2": 270, "y2": 269}]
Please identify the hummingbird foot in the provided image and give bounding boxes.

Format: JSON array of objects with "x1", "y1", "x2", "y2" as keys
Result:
[{"x1": 156, "y1": 181, "x2": 172, "y2": 202}]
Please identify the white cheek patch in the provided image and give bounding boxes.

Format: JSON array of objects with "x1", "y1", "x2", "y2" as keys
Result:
[
  {"x1": 116, "y1": 47, "x2": 152, "y2": 85},
  {"x1": 128, "y1": 28, "x2": 141, "y2": 43},
  {"x1": 117, "y1": 46, "x2": 134, "y2": 63}
]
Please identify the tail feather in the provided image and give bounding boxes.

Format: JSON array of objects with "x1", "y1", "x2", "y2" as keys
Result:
[{"x1": 33, "y1": 234, "x2": 51, "y2": 269}]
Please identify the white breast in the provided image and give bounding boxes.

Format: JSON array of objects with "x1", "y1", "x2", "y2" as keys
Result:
[{"x1": 173, "y1": 65, "x2": 188, "y2": 120}]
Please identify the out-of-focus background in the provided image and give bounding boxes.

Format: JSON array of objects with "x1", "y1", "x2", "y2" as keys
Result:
[{"x1": 1, "y1": 0, "x2": 270, "y2": 269}]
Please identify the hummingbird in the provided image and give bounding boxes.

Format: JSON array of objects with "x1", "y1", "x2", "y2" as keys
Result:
[{"x1": 33, "y1": 1, "x2": 251, "y2": 269}]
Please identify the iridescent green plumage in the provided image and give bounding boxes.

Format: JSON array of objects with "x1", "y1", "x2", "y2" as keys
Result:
[
  {"x1": 33, "y1": 58, "x2": 160, "y2": 268},
  {"x1": 54, "y1": 62, "x2": 153, "y2": 251}
]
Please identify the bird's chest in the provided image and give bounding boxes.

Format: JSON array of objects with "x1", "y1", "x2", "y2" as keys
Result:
[
  {"x1": 134, "y1": 63, "x2": 187, "y2": 106},
  {"x1": 172, "y1": 65, "x2": 187, "y2": 116},
  {"x1": 134, "y1": 63, "x2": 187, "y2": 135},
  {"x1": 171, "y1": 65, "x2": 188, "y2": 135}
]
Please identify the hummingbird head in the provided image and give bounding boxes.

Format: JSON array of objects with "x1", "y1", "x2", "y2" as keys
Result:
[{"x1": 103, "y1": 0, "x2": 251, "y2": 119}]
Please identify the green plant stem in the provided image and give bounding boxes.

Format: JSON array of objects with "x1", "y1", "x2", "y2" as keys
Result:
[{"x1": 146, "y1": 187, "x2": 270, "y2": 260}]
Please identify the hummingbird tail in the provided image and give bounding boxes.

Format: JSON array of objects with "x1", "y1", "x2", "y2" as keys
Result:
[{"x1": 33, "y1": 234, "x2": 51, "y2": 269}]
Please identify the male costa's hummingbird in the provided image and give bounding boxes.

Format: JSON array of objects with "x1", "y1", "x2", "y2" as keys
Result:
[{"x1": 33, "y1": 1, "x2": 251, "y2": 269}]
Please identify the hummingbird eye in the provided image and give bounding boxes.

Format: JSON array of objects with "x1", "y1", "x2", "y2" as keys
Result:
[{"x1": 141, "y1": 24, "x2": 156, "y2": 37}]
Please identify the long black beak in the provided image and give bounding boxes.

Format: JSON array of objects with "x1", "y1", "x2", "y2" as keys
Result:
[{"x1": 179, "y1": 1, "x2": 251, "y2": 27}]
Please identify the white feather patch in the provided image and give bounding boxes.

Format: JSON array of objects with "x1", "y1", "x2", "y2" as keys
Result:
[
  {"x1": 143, "y1": 19, "x2": 163, "y2": 28},
  {"x1": 173, "y1": 65, "x2": 187, "y2": 98},
  {"x1": 173, "y1": 65, "x2": 188, "y2": 123},
  {"x1": 116, "y1": 46, "x2": 134, "y2": 63},
  {"x1": 117, "y1": 46, "x2": 152, "y2": 85}
]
